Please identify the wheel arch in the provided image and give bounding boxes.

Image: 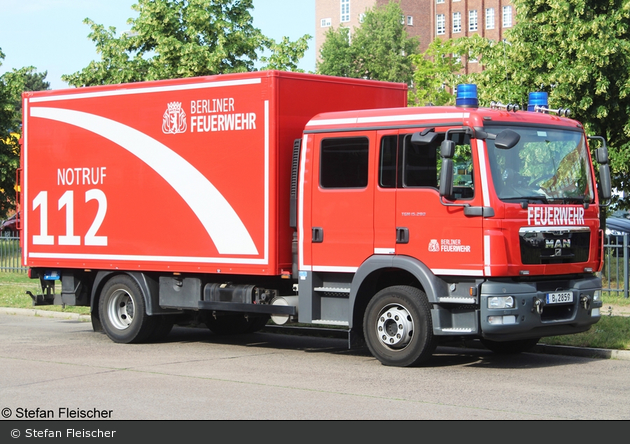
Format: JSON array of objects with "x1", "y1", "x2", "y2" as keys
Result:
[
  {"x1": 90, "y1": 271, "x2": 160, "y2": 326},
  {"x1": 349, "y1": 255, "x2": 448, "y2": 331}
]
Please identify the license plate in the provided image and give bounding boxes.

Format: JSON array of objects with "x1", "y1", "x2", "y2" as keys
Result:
[{"x1": 546, "y1": 291, "x2": 573, "y2": 304}]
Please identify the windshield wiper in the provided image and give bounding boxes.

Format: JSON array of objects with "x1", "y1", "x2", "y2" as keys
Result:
[{"x1": 501, "y1": 196, "x2": 549, "y2": 204}]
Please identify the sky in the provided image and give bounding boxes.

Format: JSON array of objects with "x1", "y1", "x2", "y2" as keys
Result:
[{"x1": 0, "y1": 0, "x2": 316, "y2": 90}]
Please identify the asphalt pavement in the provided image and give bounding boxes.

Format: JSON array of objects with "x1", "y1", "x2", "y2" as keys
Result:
[{"x1": 2, "y1": 306, "x2": 629, "y2": 361}]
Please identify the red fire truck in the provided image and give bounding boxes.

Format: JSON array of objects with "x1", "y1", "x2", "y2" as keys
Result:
[{"x1": 20, "y1": 71, "x2": 611, "y2": 367}]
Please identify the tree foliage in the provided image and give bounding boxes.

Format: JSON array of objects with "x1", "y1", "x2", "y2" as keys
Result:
[
  {"x1": 317, "y1": 1, "x2": 419, "y2": 84},
  {"x1": 0, "y1": 50, "x2": 50, "y2": 218},
  {"x1": 258, "y1": 35, "x2": 311, "y2": 73},
  {"x1": 457, "y1": 0, "x2": 630, "y2": 208},
  {"x1": 408, "y1": 38, "x2": 463, "y2": 106},
  {"x1": 62, "y1": 0, "x2": 311, "y2": 87},
  {"x1": 316, "y1": 26, "x2": 353, "y2": 78}
]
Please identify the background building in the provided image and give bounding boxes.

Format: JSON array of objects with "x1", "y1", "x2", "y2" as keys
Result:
[{"x1": 315, "y1": 0, "x2": 515, "y2": 73}]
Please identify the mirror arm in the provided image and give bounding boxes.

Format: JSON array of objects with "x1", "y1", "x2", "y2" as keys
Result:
[{"x1": 438, "y1": 201, "x2": 495, "y2": 217}]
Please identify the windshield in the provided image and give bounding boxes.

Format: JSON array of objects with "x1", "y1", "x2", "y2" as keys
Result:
[{"x1": 486, "y1": 125, "x2": 595, "y2": 204}]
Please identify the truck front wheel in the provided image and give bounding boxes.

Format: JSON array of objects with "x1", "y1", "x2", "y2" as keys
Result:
[
  {"x1": 363, "y1": 286, "x2": 437, "y2": 367},
  {"x1": 99, "y1": 275, "x2": 157, "y2": 344}
]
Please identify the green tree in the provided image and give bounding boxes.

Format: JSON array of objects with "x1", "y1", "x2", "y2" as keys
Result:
[
  {"x1": 259, "y1": 35, "x2": 311, "y2": 72},
  {"x1": 0, "y1": 49, "x2": 15, "y2": 218},
  {"x1": 3, "y1": 68, "x2": 50, "y2": 131},
  {"x1": 0, "y1": 50, "x2": 49, "y2": 218},
  {"x1": 317, "y1": 1, "x2": 420, "y2": 84},
  {"x1": 408, "y1": 38, "x2": 463, "y2": 106},
  {"x1": 457, "y1": 0, "x2": 630, "y2": 207},
  {"x1": 62, "y1": 0, "x2": 311, "y2": 87},
  {"x1": 316, "y1": 26, "x2": 353, "y2": 78}
]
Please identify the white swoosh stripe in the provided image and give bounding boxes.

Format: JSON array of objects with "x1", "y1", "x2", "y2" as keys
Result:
[{"x1": 30, "y1": 107, "x2": 258, "y2": 256}]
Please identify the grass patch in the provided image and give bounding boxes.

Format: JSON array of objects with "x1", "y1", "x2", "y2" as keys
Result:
[
  {"x1": 539, "y1": 315, "x2": 630, "y2": 350},
  {"x1": 0, "y1": 271, "x2": 90, "y2": 315}
]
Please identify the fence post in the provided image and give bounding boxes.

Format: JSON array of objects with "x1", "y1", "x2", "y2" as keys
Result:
[{"x1": 625, "y1": 234, "x2": 629, "y2": 299}]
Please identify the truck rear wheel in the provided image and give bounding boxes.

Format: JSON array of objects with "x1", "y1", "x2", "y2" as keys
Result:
[
  {"x1": 363, "y1": 286, "x2": 437, "y2": 367},
  {"x1": 99, "y1": 275, "x2": 157, "y2": 344}
]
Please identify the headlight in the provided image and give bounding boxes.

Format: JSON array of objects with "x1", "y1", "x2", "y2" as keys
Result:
[
  {"x1": 593, "y1": 290, "x2": 601, "y2": 302},
  {"x1": 488, "y1": 296, "x2": 515, "y2": 309}
]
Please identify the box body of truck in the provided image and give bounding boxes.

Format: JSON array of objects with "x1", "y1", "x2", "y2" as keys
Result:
[{"x1": 21, "y1": 71, "x2": 407, "y2": 276}]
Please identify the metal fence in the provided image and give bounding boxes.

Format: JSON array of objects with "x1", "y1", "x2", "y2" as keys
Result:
[
  {"x1": 1, "y1": 232, "x2": 629, "y2": 297},
  {"x1": 602, "y1": 233, "x2": 629, "y2": 298},
  {"x1": 0, "y1": 232, "x2": 25, "y2": 273}
]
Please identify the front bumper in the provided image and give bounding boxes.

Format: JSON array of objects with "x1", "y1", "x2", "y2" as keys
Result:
[{"x1": 479, "y1": 275, "x2": 602, "y2": 342}]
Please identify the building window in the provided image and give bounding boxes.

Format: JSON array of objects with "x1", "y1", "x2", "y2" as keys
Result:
[
  {"x1": 407, "y1": 16, "x2": 414, "y2": 26},
  {"x1": 436, "y1": 0, "x2": 444, "y2": 4},
  {"x1": 453, "y1": 12, "x2": 462, "y2": 33},
  {"x1": 341, "y1": 0, "x2": 350, "y2": 23},
  {"x1": 469, "y1": 10, "x2": 478, "y2": 32},
  {"x1": 486, "y1": 8, "x2": 495, "y2": 29},
  {"x1": 359, "y1": 13, "x2": 365, "y2": 23},
  {"x1": 503, "y1": 6, "x2": 513, "y2": 28},
  {"x1": 321, "y1": 18, "x2": 332, "y2": 28},
  {"x1": 436, "y1": 14, "x2": 445, "y2": 35}
]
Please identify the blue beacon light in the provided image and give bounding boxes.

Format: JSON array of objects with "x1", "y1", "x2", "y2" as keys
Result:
[
  {"x1": 527, "y1": 92, "x2": 548, "y2": 112},
  {"x1": 456, "y1": 84, "x2": 479, "y2": 108}
]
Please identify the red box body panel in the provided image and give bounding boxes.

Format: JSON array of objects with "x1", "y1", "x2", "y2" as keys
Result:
[{"x1": 21, "y1": 71, "x2": 407, "y2": 276}]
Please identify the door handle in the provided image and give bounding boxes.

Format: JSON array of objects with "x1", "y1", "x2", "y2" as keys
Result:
[
  {"x1": 396, "y1": 227, "x2": 409, "y2": 244},
  {"x1": 312, "y1": 227, "x2": 324, "y2": 243}
]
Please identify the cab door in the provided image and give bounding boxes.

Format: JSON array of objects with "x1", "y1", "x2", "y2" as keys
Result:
[
  {"x1": 310, "y1": 132, "x2": 376, "y2": 270},
  {"x1": 392, "y1": 130, "x2": 485, "y2": 275}
]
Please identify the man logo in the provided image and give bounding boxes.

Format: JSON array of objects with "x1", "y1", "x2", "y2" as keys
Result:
[{"x1": 162, "y1": 102, "x2": 187, "y2": 134}]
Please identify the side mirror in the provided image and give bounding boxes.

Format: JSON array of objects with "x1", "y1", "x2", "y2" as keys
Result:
[
  {"x1": 440, "y1": 158, "x2": 454, "y2": 199},
  {"x1": 589, "y1": 136, "x2": 609, "y2": 165},
  {"x1": 588, "y1": 136, "x2": 612, "y2": 201},
  {"x1": 596, "y1": 147, "x2": 608, "y2": 165},
  {"x1": 494, "y1": 129, "x2": 521, "y2": 150},
  {"x1": 599, "y1": 164, "x2": 612, "y2": 201},
  {"x1": 441, "y1": 140, "x2": 455, "y2": 158}
]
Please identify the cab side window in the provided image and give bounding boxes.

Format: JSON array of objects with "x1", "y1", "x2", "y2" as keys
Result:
[
  {"x1": 378, "y1": 132, "x2": 474, "y2": 200},
  {"x1": 379, "y1": 135, "x2": 398, "y2": 188},
  {"x1": 320, "y1": 137, "x2": 369, "y2": 188},
  {"x1": 403, "y1": 135, "x2": 438, "y2": 188}
]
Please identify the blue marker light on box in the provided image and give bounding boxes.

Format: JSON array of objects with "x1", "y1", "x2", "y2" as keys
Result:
[
  {"x1": 43, "y1": 270, "x2": 61, "y2": 281},
  {"x1": 456, "y1": 84, "x2": 478, "y2": 108},
  {"x1": 528, "y1": 92, "x2": 548, "y2": 112}
]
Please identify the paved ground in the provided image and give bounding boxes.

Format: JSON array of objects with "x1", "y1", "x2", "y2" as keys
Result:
[
  {"x1": 2, "y1": 306, "x2": 629, "y2": 361},
  {"x1": 3, "y1": 310, "x2": 630, "y2": 421}
]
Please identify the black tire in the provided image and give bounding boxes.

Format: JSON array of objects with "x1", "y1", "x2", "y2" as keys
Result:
[
  {"x1": 363, "y1": 285, "x2": 437, "y2": 367},
  {"x1": 99, "y1": 275, "x2": 157, "y2": 344},
  {"x1": 480, "y1": 337, "x2": 540, "y2": 355},
  {"x1": 202, "y1": 313, "x2": 269, "y2": 335}
]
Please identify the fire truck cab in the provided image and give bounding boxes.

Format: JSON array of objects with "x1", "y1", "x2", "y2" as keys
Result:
[{"x1": 294, "y1": 85, "x2": 610, "y2": 366}]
